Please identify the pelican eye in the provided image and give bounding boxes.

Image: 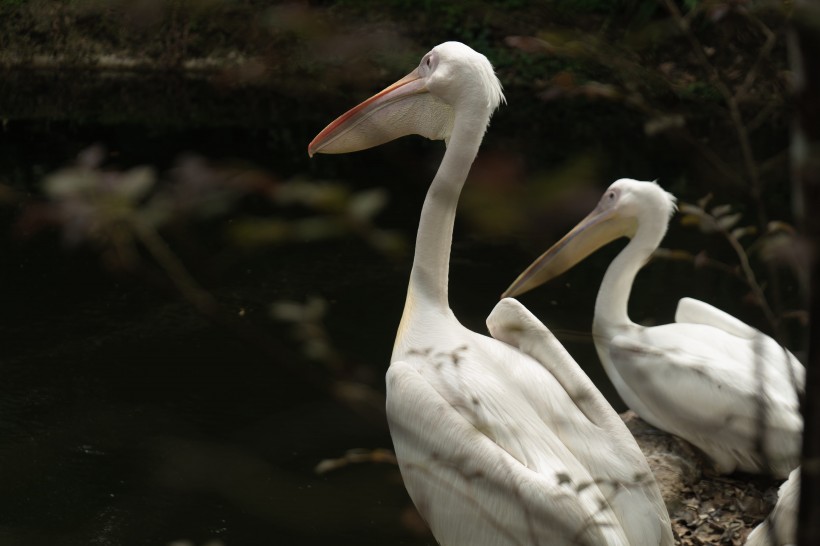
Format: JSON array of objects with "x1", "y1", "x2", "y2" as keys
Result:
[
  {"x1": 421, "y1": 53, "x2": 436, "y2": 73},
  {"x1": 599, "y1": 188, "x2": 618, "y2": 209}
]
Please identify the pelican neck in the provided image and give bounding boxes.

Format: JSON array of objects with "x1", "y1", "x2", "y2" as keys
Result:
[
  {"x1": 406, "y1": 112, "x2": 490, "y2": 313},
  {"x1": 593, "y1": 215, "x2": 668, "y2": 332}
]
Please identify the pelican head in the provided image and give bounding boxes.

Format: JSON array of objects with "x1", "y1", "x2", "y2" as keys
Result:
[
  {"x1": 503, "y1": 179, "x2": 677, "y2": 297},
  {"x1": 308, "y1": 41, "x2": 504, "y2": 157}
]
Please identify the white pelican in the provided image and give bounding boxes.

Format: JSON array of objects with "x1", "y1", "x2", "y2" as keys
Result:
[
  {"x1": 503, "y1": 178, "x2": 805, "y2": 478},
  {"x1": 746, "y1": 467, "x2": 800, "y2": 545},
  {"x1": 310, "y1": 43, "x2": 673, "y2": 545}
]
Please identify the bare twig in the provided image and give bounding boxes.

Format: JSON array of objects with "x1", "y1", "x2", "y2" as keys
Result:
[
  {"x1": 661, "y1": 0, "x2": 764, "y2": 220},
  {"x1": 674, "y1": 202, "x2": 782, "y2": 337},
  {"x1": 131, "y1": 218, "x2": 218, "y2": 315},
  {"x1": 734, "y1": 13, "x2": 778, "y2": 104}
]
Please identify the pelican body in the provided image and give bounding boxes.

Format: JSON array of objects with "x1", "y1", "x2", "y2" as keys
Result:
[
  {"x1": 504, "y1": 179, "x2": 805, "y2": 478},
  {"x1": 310, "y1": 45, "x2": 673, "y2": 545}
]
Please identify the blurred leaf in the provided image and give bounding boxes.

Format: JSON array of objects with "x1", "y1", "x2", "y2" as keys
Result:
[
  {"x1": 348, "y1": 188, "x2": 388, "y2": 220},
  {"x1": 367, "y1": 229, "x2": 406, "y2": 257},
  {"x1": 271, "y1": 297, "x2": 328, "y2": 323},
  {"x1": 330, "y1": 383, "x2": 388, "y2": 427},
  {"x1": 276, "y1": 180, "x2": 349, "y2": 211},
  {"x1": 116, "y1": 166, "x2": 156, "y2": 201},
  {"x1": 292, "y1": 217, "x2": 345, "y2": 241},
  {"x1": 716, "y1": 212, "x2": 742, "y2": 231},
  {"x1": 730, "y1": 226, "x2": 757, "y2": 240},
  {"x1": 679, "y1": 202, "x2": 703, "y2": 216},
  {"x1": 43, "y1": 168, "x2": 98, "y2": 199},
  {"x1": 76, "y1": 144, "x2": 105, "y2": 169},
  {"x1": 315, "y1": 448, "x2": 396, "y2": 475},
  {"x1": 767, "y1": 220, "x2": 796, "y2": 235},
  {"x1": 710, "y1": 204, "x2": 733, "y2": 218},
  {"x1": 644, "y1": 114, "x2": 685, "y2": 136},
  {"x1": 680, "y1": 213, "x2": 716, "y2": 233},
  {"x1": 578, "y1": 81, "x2": 621, "y2": 100},
  {"x1": 694, "y1": 250, "x2": 711, "y2": 269},
  {"x1": 758, "y1": 232, "x2": 800, "y2": 264}
]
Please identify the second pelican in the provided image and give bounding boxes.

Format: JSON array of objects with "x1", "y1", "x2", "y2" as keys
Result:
[{"x1": 504, "y1": 179, "x2": 804, "y2": 477}]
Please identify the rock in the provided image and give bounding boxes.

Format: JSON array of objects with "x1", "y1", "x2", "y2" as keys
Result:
[{"x1": 621, "y1": 411, "x2": 783, "y2": 546}]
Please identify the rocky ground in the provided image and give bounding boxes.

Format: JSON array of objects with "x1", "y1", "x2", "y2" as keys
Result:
[{"x1": 625, "y1": 412, "x2": 782, "y2": 546}]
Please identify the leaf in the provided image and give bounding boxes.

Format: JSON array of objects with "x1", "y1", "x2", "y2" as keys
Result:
[
  {"x1": 116, "y1": 166, "x2": 156, "y2": 202},
  {"x1": 644, "y1": 114, "x2": 686, "y2": 136},
  {"x1": 767, "y1": 220, "x2": 796, "y2": 235},
  {"x1": 710, "y1": 204, "x2": 733, "y2": 218},
  {"x1": 693, "y1": 250, "x2": 713, "y2": 269},
  {"x1": 678, "y1": 202, "x2": 703, "y2": 216},
  {"x1": 758, "y1": 232, "x2": 800, "y2": 264},
  {"x1": 716, "y1": 212, "x2": 742, "y2": 231},
  {"x1": 697, "y1": 193, "x2": 713, "y2": 209},
  {"x1": 270, "y1": 296, "x2": 327, "y2": 322},
  {"x1": 43, "y1": 168, "x2": 99, "y2": 199},
  {"x1": 277, "y1": 180, "x2": 348, "y2": 210},
  {"x1": 292, "y1": 217, "x2": 343, "y2": 240},
  {"x1": 679, "y1": 213, "x2": 702, "y2": 226},
  {"x1": 367, "y1": 229, "x2": 406, "y2": 257},
  {"x1": 730, "y1": 226, "x2": 757, "y2": 240},
  {"x1": 579, "y1": 82, "x2": 621, "y2": 100},
  {"x1": 348, "y1": 188, "x2": 388, "y2": 220},
  {"x1": 680, "y1": 213, "x2": 717, "y2": 233}
]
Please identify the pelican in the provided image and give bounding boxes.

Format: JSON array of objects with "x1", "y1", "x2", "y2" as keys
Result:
[
  {"x1": 504, "y1": 178, "x2": 805, "y2": 478},
  {"x1": 310, "y1": 43, "x2": 673, "y2": 545},
  {"x1": 746, "y1": 467, "x2": 799, "y2": 546}
]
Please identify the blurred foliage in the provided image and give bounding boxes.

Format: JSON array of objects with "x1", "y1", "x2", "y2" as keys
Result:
[
  {"x1": 0, "y1": 1, "x2": 808, "y2": 543},
  {"x1": 23, "y1": 144, "x2": 402, "y2": 266},
  {"x1": 5, "y1": 0, "x2": 803, "y2": 409},
  {"x1": 657, "y1": 194, "x2": 806, "y2": 338}
]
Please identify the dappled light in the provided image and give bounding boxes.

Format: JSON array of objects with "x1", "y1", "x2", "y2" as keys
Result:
[{"x1": 0, "y1": 1, "x2": 816, "y2": 545}]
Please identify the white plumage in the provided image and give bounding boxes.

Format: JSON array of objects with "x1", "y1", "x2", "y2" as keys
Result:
[
  {"x1": 311, "y1": 45, "x2": 673, "y2": 545},
  {"x1": 746, "y1": 467, "x2": 800, "y2": 546},
  {"x1": 504, "y1": 179, "x2": 804, "y2": 478}
]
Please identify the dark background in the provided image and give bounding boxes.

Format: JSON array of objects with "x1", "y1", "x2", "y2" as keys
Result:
[{"x1": 0, "y1": 1, "x2": 806, "y2": 545}]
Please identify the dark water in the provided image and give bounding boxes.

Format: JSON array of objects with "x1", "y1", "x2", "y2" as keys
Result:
[{"x1": 0, "y1": 67, "x2": 802, "y2": 546}]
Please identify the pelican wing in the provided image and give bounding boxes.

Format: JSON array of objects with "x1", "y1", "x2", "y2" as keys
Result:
[
  {"x1": 487, "y1": 298, "x2": 674, "y2": 546},
  {"x1": 746, "y1": 466, "x2": 800, "y2": 546},
  {"x1": 674, "y1": 297, "x2": 758, "y2": 339},
  {"x1": 608, "y1": 323, "x2": 802, "y2": 476},
  {"x1": 386, "y1": 359, "x2": 629, "y2": 546},
  {"x1": 487, "y1": 298, "x2": 633, "y2": 427}
]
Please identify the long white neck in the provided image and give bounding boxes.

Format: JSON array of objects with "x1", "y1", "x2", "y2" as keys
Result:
[
  {"x1": 405, "y1": 112, "x2": 489, "y2": 313},
  {"x1": 593, "y1": 216, "x2": 667, "y2": 333}
]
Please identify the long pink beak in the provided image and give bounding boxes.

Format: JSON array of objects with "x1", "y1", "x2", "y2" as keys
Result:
[{"x1": 308, "y1": 71, "x2": 427, "y2": 157}]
